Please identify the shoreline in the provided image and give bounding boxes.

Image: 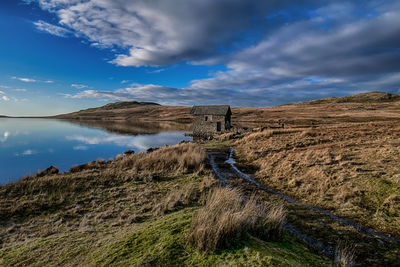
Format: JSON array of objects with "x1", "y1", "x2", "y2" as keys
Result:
[{"x1": 2, "y1": 125, "x2": 400, "y2": 265}]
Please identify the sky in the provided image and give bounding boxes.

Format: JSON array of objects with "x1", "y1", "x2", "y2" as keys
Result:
[{"x1": 0, "y1": 0, "x2": 399, "y2": 116}]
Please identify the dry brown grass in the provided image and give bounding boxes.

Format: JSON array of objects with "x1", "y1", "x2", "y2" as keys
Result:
[
  {"x1": 187, "y1": 187, "x2": 286, "y2": 253},
  {"x1": 0, "y1": 142, "x2": 207, "y2": 246},
  {"x1": 334, "y1": 243, "x2": 356, "y2": 267},
  {"x1": 154, "y1": 182, "x2": 199, "y2": 215},
  {"x1": 214, "y1": 132, "x2": 237, "y2": 141},
  {"x1": 234, "y1": 121, "x2": 400, "y2": 236},
  {"x1": 231, "y1": 92, "x2": 400, "y2": 127},
  {"x1": 124, "y1": 142, "x2": 206, "y2": 175},
  {"x1": 55, "y1": 103, "x2": 192, "y2": 123},
  {"x1": 55, "y1": 92, "x2": 400, "y2": 129},
  {"x1": 69, "y1": 142, "x2": 205, "y2": 176}
]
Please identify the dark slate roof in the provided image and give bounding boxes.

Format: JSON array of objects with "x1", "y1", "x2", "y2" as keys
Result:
[{"x1": 190, "y1": 105, "x2": 231, "y2": 115}]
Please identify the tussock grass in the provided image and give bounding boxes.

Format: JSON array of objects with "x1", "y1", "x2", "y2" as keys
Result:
[
  {"x1": 234, "y1": 121, "x2": 400, "y2": 236},
  {"x1": 187, "y1": 187, "x2": 286, "y2": 253},
  {"x1": 116, "y1": 142, "x2": 206, "y2": 176},
  {"x1": 87, "y1": 208, "x2": 329, "y2": 267},
  {"x1": 334, "y1": 243, "x2": 355, "y2": 267},
  {"x1": 68, "y1": 142, "x2": 206, "y2": 176},
  {"x1": 0, "y1": 143, "x2": 207, "y2": 241},
  {"x1": 154, "y1": 183, "x2": 198, "y2": 215}
]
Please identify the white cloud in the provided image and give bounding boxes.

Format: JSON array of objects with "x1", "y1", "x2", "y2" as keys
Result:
[
  {"x1": 34, "y1": 20, "x2": 71, "y2": 37},
  {"x1": 33, "y1": 0, "x2": 290, "y2": 66},
  {"x1": 64, "y1": 89, "x2": 130, "y2": 101},
  {"x1": 71, "y1": 84, "x2": 88, "y2": 89},
  {"x1": 11, "y1": 76, "x2": 36, "y2": 83},
  {"x1": 62, "y1": 83, "x2": 261, "y2": 106},
  {"x1": 11, "y1": 77, "x2": 54, "y2": 84},
  {"x1": 0, "y1": 90, "x2": 4, "y2": 94},
  {"x1": 0, "y1": 94, "x2": 25, "y2": 102},
  {"x1": 14, "y1": 89, "x2": 28, "y2": 92},
  {"x1": 185, "y1": 2, "x2": 400, "y2": 104},
  {"x1": 148, "y1": 68, "x2": 165, "y2": 74},
  {"x1": 36, "y1": 0, "x2": 400, "y2": 105},
  {"x1": 22, "y1": 0, "x2": 36, "y2": 4}
]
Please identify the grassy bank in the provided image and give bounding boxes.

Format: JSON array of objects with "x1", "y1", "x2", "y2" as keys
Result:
[
  {"x1": 233, "y1": 121, "x2": 400, "y2": 237},
  {"x1": 0, "y1": 143, "x2": 329, "y2": 266}
]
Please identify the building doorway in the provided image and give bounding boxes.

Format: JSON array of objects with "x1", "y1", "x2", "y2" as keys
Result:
[{"x1": 217, "y1": 122, "x2": 221, "y2": 131}]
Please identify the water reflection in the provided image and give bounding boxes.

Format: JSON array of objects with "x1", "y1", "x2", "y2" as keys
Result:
[
  {"x1": 66, "y1": 132, "x2": 191, "y2": 150},
  {"x1": 67, "y1": 120, "x2": 192, "y2": 135},
  {"x1": 15, "y1": 149, "x2": 37, "y2": 156},
  {"x1": 0, "y1": 118, "x2": 191, "y2": 185},
  {"x1": 1, "y1": 131, "x2": 10, "y2": 142}
]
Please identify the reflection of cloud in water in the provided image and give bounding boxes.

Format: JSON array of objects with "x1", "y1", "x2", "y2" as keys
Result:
[
  {"x1": 0, "y1": 131, "x2": 10, "y2": 142},
  {"x1": 0, "y1": 131, "x2": 30, "y2": 143},
  {"x1": 23, "y1": 149, "x2": 36, "y2": 155},
  {"x1": 15, "y1": 149, "x2": 37, "y2": 156},
  {"x1": 67, "y1": 132, "x2": 190, "y2": 151},
  {"x1": 73, "y1": 145, "x2": 89, "y2": 151}
]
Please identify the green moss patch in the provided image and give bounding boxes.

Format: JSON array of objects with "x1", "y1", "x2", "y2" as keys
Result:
[{"x1": 90, "y1": 208, "x2": 329, "y2": 266}]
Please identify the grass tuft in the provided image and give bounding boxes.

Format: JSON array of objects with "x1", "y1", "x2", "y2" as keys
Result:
[
  {"x1": 187, "y1": 187, "x2": 286, "y2": 253},
  {"x1": 334, "y1": 242, "x2": 356, "y2": 267}
]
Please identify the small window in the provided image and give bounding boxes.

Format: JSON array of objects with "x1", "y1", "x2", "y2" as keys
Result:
[{"x1": 205, "y1": 116, "x2": 208, "y2": 121}]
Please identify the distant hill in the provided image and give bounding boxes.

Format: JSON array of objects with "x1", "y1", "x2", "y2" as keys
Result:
[
  {"x1": 234, "y1": 91, "x2": 400, "y2": 126},
  {"x1": 301, "y1": 92, "x2": 400, "y2": 105},
  {"x1": 54, "y1": 101, "x2": 191, "y2": 122},
  {"x1": 0, "y1": 115, "x2": 8, "y2": 118},
  {"x1": 99, "y1": 101, "x2": 160, "y2": 110},
  {"x1": 54, "y1": 92, "x2": 400, "y2": 126}
]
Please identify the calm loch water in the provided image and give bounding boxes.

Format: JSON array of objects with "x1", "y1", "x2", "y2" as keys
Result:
[{"x1": 0, "y1": 118, "x2": 191, "y2": 185}]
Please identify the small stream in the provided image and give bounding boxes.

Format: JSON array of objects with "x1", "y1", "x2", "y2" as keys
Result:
[
  {"x1": 208, "y1": 150, "x2": 335, "y2": 257},
  {"x1": 208, "y1": 147, "x2": 400, "y2": 258}
]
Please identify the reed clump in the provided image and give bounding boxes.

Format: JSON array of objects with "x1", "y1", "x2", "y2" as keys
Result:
[{"x1": 187, "y1": 187, "x2": 286, "y2": 253}]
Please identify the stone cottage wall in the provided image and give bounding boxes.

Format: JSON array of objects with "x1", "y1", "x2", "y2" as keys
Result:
[{"x1": 193, "y1": 115, "x2": 227, "y2": 136}]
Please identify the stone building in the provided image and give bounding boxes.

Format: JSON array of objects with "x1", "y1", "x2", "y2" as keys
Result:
[{"x1": 190, "y1": 105, "x2": 232, "y2": 137}]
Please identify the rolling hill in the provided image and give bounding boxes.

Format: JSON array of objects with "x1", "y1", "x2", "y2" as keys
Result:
[
  {"x1": 54, "y1": 101, "x2": 191, "y2": 122},
  {"x1": 53, "y1": 92, "x2": 400, "y2": 126}
]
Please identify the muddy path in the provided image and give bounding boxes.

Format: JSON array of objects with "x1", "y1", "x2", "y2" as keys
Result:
[{"x1": 207, "y1": 147, "x2": 400, "y2": 266}]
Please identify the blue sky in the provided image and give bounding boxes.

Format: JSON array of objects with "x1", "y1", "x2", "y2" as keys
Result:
[{"x1": 0, "y1": 0, "x2": 399, "y2": 116}]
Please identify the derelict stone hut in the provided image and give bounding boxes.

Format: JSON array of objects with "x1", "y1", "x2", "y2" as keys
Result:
[{"x1": 190, "y1": 105, "x2": 232, "y2": 136}]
